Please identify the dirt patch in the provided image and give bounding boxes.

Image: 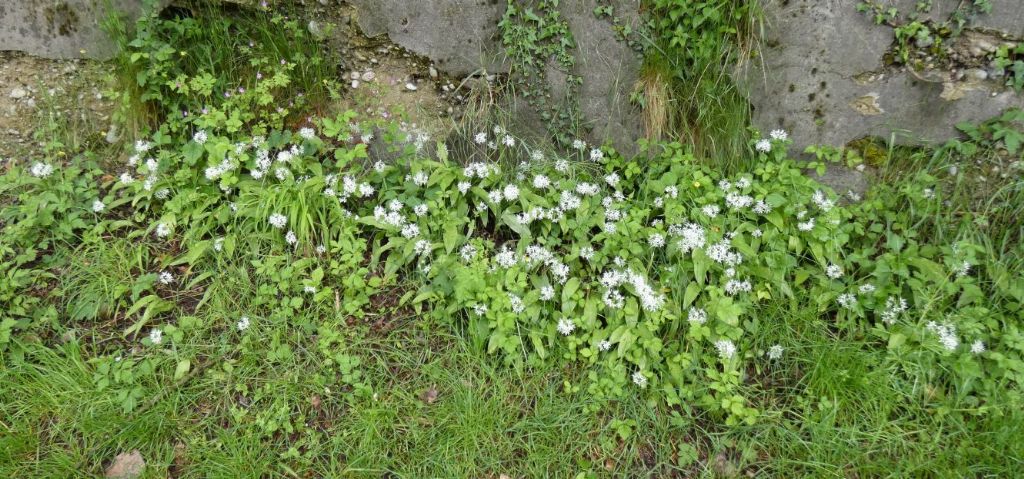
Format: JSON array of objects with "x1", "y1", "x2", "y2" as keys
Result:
[{"x1": 0, "y1": 51, "x2": 114, "y2": 161}]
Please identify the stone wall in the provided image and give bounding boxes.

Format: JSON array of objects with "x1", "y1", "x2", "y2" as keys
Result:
[{"x1": 737, "y1": 0, "x2": 1024, "y2": 153}]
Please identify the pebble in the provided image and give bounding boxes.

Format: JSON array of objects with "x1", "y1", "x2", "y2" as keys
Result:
[
  {"x1": 405, "y1": 82, "x2": 418, "y2": 91},
  {"x1": 429, "y1": 66, "x2": 438, "y2": 79},
  {"x1": 9, "y1": 88, "x2": 27, "y2": 99},
  {"x1": 361, "y1": 71, "x2": 376, "y2": 81},
  {"x1": 351, "y1": 80, "x2": 360, "y2": 89}
]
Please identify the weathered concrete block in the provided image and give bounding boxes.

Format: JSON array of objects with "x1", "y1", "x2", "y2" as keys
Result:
[
  {"x1": 736, "y1": 0, "x2": 1024, "y2": 154},
  {"x1": 0, "y1": 1, "x2": 163, "y2": 60}
]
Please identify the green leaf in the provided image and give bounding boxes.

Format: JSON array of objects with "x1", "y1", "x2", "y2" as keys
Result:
[{"x1": 174, "y1": 359, "x2": 191, "y2": 380}]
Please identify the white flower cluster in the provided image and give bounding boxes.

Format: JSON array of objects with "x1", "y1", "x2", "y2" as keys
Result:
[
  {"x1": 30, "y1": 162, "x2": 54, "y2": 178},
  {"x1": 880, "y1": 296, "x2": 908, "y2": 324},
  {"x1": 599, "y1": 269, "x2": 665, "y2": 312},
  {"x1": 714, "y1": 339, "x2": 737, "y2": 359},
  {"x1": 926, "y1": 321, "x2": 959, "y2": 351},
  {"x1": 670, "y1": 223, "x2": 707, "y2": 253}
]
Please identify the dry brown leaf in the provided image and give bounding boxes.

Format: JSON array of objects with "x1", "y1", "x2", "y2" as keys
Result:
[{"x1": 420, "y1": 385, "x2": 439, "y2": 404}]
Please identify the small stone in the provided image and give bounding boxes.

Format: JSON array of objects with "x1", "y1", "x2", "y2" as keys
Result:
[
  {"x1": 349, "y1": 71, "x2": 359, "y2": 80},
  {"x1": 361, "y1": 71, "x2": 376, "y2": 82},
  {"x1": 307, "y1": 21, "x2": 325, "y2": 40},
  {"x1": 405, "y1": 82, "x2": 418, "y2": 91},
  {"x1": 105, "y1": 124, "x2": 120, "y2": 144},
  {"x1": 967, "y1": 69, "x2": 988, "y2": 81},
  {"x1": 429, "y1": 66, "x2": 438, "y2": 79},
  {"x1": 351, "y1": 80, "x2": 360, "y2": 89},
  {"x1": 105, "y1": 450, "x2": 145, "y2": 479},
  {"x1": 9, "y1": 88, "x2": 27, "y2": 99}
]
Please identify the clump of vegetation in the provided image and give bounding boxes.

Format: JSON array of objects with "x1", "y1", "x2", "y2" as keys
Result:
[
  {"x1": 2, "y1": 1, "x2": 1024, "y2": 477},
  {"x1": 634, "y1": 0, "x2": 762, "y2": 168},
  {"x1": 499, "y1": 0, "x2": 581, "y2": 147}
]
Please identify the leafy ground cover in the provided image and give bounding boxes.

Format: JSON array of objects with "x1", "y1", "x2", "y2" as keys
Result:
[{"x1": 1, "y1": 2, "x2": 1023, "y2": 477}]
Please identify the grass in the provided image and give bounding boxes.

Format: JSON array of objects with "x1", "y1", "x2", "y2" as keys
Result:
[{"x1": 2, "y1": 1, "x2": 1024, "y2": 478}]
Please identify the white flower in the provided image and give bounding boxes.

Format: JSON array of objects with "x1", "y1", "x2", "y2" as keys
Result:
[
  {"x1": 598, "y1": 340, "x2": 611, "y2": 352},
  {"x1": 30, "y1": 162, "x2": 54, "y2": 178},
  {"x1": 797, "y1": 218, "x2": 816, "y2": 231},
  {"x1": 880, "y1": 296, "x2": 908, "y2": 324},
  {"x1": 148, "y1": 328, "x2": 163, "y2": 345},
  {"x1": 648, "y1": 233, "x2": 665, "y2": 248},
  {"x1": 533, "y1": 175, "x2": 551, "y2": 189},
  {"x1": 135, "y1": 140, "x2": 153, "y2": 153},
  {"x1": 503, "y1": 184, "x2": 520, "y2": 201},
  {"x1": 412, "y1": 171, "x2": 429, "y2": 186},
  {"x1": 155, "y1": 188, "x2": 171, "y2": 200},
  {"x1": 688, "y1": 307, "x2": 707, "y2": 325},
  {"x1": 474, "y1": 132, "x2": 487, "y2": 144},
  {"x1": 214, "y1": 238, "x2": 224, "y2": 252},
  {"x1": 751, "y1": 228, "x2": 763, "y2": 238},
  {"x1": 459, "y1": 244, "x2": 477, "y2": 262},
  {"x1": 926, "y1": 321, "x2": 959, "y2": 351},
  {"x1": 401, "y1": 224, "x2": 420, "y2": 239},
  {"x1": 285, "y1": 230, "x2": 298, "y2": 245},
  {"x1": 767, "y1": 344, "x2": 784, "y2": 360},
  {"x1": 193, "y1": 130, "x2": 208, "y2": 144},
  {"x1": 503, "y1": 134, "x2": 516, "y2": 147},
  {"x1": 858, "y1": 284, "x2": 876, "y2": 294},
  {"x1": 714, "y1": 339, "x2": 737, "y2": 359},
  {"x1": 702, "y1": 205, "x2": 720, "y2": 218},
  {"x1": 724, "y1": 279, "x2": 752, "y2": 295},
  {"x1": 755, "y1": 139, "x2": 772, "y2": 153},
  {"x1": 414, "y1": 240, "x2": 431, "y2": 256},
  {"x1": 299, "y1": 127, "x2": 316, "y2": 139},
  {"x1": 632, "y1": 371, "x2": 647, "y2": 388},
  {"x1": 725, "y1": 192, "x2": 753, "y2": 210},
  {"x1": 736, "y1": 177, "x2": 751, "y2": 189},
  {"x1": 120, "y1": 172, "x2": 134, "y2": 184},
  {"x1": 954, "y1": 261, "x2": 971, "y2": 278},
  {"x1": 304, "y1": 285, "x2": 316, "y2": 294},
  {"x1": 508, "y1": 293, "x2": 525, "y2": 313},
  {"x1": 770, "y1": 129, "x2": 788, "y2": 141},
  {"x1": 530, "y1": 150, "x2": 544, "y2": 162},
  {"x1": 812, "y1": 190, "x2": 835, "y2": 212},
  {"x1": 572, "y1": 139, "x2": 586, "y2": 151},
  {"x1": 414, "y1": 204, "x2": 429, "y2": 216},
  {"x1": 589, "y1": 148, "x2": 603, "y2": 161},
  {"x1": 604, "y1": 172, "x2": 619, "y2": 187},
  {"x1": 837, "y1": 293, "x2": 857, "y2": 308},
  {"x1": 752, "y1": 200, "x2": 771, "y2": 214},
  {"x1": 664, "y1": 186, "x2": 678, "y2": 199},
  {"x1": 269, "y1": 213, "x2": 288, "y2": 229},
  {"x1": 554, "y1": 159, "x2": 569, "y2": 173},
  {"x1": 556, "y1": 318, "x2": 575, "y2": 335},
  {"x1": 158, "y1": 271, "x2": 174, "y2": 284},
  {"x1": 458, "y1": 181, "x2": 471, "y2": 194},
  {"x1": 237, "y1": 316, "x2": 251, "y2": 331},
  {"x1": 472, "y1": 304, "x2": 488, "y2": 316},
  {"x1": 92, "y1": 200, "x2": 105, "y2": 213},
  {"x1": 825, "y1": 264, "x2": 843, "y2": 279},
  {"x1": 155, "y1": 222, "x2": 172, "y2": 238},
  {"x1": 579, "y1": 246, "x2": 594, "y2": 260},
  {"x1": 540, "y1": 285, "x2": 555, "y2": 301},
  {"x1": 970, "y1": 340, "x2": 986, "y2": 354}
]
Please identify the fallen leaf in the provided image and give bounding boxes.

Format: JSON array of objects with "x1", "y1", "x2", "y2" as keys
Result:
[
  {"x1": 105, "y1": 450, "x2": 145, "y2": 479},
  {"x1": 311, "y1": 394, "x2": 322, "y2": 409},
  {"x1": 420, "y1": 385, "x2": 439, "y2": 404}
]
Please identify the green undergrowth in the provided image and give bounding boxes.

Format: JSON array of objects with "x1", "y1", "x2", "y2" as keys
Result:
[
  {"x1": 636, "y1": 0, "x2": 762, "y2": 170},
  {"x1": 2, "y1": 3, "x2": 1024, "y2": 477}
]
